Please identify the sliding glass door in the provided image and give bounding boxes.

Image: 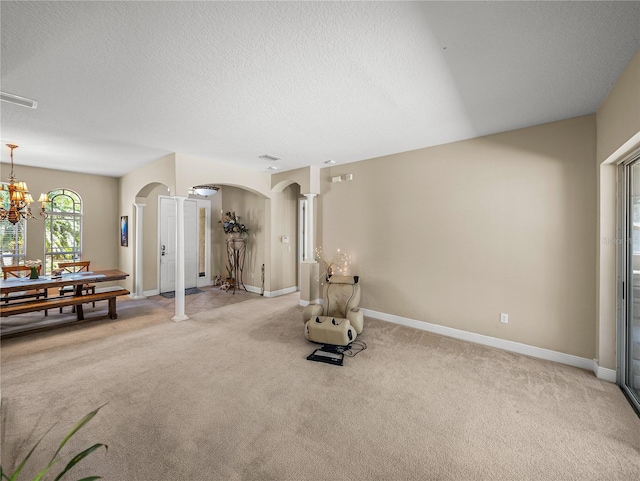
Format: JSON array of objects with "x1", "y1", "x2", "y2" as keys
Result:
[{"x1": 621, "y1": 155, "x2": 640, "y2": 413}]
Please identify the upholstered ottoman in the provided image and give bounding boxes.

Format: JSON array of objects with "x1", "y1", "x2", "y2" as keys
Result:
[{"x1": 304, "y1": 316, "x2": 357, "y2": 346}]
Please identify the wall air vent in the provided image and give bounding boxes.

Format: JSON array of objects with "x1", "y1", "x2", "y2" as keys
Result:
[
  {"x1": 0, "y1": 91, "x2": 38, "y2": 109},
  {"x1": 259, "y1": 154, "x2": 280, "y2": 161}
]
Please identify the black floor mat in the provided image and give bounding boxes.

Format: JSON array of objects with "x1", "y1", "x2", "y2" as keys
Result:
[{"x1": 159, "y1": 288, "x2": 203, "y2": 299}]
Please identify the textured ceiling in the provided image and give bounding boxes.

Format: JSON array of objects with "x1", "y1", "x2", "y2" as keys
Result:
[{"x1": 1, "y1": 1, "x2": 639, "y2": 177}]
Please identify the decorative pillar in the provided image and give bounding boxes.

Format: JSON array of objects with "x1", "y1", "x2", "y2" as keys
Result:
[
  {"x1": 172, "y1": 196, "x2": 189, "y2": 322},
  {"x1": 131, "y1": 203, "x2": 146, "y2": 299},
  {"x1": 304, "y1": 193, "x2": 317, "y2": 262},
  {"x1": 300, "y1": 193, "x2": 319, "y2": 305}
]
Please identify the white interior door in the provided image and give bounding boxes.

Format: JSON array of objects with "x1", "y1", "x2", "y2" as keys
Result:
[
  {"x1": 160, "y1": 197, "x2": 176, "y2": 293},
  {"x1": 160, "y1": 197, "x2": 198, "y2": 293}
]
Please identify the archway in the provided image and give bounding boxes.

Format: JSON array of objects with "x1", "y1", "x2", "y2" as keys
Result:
[{"x1": 132, "y1": 182, "x2": 171, "y2": 298}]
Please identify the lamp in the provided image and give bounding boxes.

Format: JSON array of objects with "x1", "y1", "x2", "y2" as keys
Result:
[
  {"x1": 192, "y1": 184, "x2": 219, "y2": 197},
  {"x1": 0, "y1": 144, "x2": 48, "y2": 224}
]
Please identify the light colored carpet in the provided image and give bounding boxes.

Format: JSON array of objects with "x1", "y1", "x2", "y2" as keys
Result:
[{"x1": 1, "y1": 292, "x2": 640, "y2": 480}]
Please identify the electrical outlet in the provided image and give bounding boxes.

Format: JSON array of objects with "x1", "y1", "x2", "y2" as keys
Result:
[{"x1": 500, "y1": 313, "x2": 509, "y2": 324}]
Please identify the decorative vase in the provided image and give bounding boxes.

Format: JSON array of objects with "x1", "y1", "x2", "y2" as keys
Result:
[
  {"x1": 29, "y1": 267, "x2": 39, "y2": 279},
  {"x1": 227, "y1": 232, "x2": 242, "y2": 240}
]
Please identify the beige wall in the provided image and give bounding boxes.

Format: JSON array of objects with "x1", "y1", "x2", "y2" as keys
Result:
[
  {"x1": 596, "y1": 47, "x2": 640, "y2": 370},
  {"x1": 221, "y1": 186, "x2": 266, "y2": 290},
  {"x1": 272, "y1": 166, "x2": 320, "y2": 194},
  {"x1": 269, "y1": 183, "x2": 299, "y2": 292},
  {"x1": 0, "y1": 162, "x2": 119, "y2": 271},
  {"x1": 141, "y1": 184, "x2": 167, "y2": 291},
  {"x1": 596, "y1": 48, "x2": 640, "y2": 164},
  {"x1": 174, "y1": 153, "x2": 271, "y2": 198},
  {"x1": 320, "y1": 115, "x2": 597, "y2": 359}
]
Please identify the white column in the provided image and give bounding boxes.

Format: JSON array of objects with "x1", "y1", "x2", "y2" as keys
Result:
[
  {"x1": 304, "y1": 193, "x2": 316, "y2": 262},
  {"x1": 172, "y1": 196, "x2": 189, "y2": 322},
  {"x1": 131, "y1": 203, "x2": 146, "y2": 299}
]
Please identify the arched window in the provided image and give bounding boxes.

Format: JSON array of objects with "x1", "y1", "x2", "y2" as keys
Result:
[
  {"x1": 44, "y1": 189, "x2": 82, "y2": 273},
  {"x1": 0, "y1": 184, "x2": 26, "y2": 266}
]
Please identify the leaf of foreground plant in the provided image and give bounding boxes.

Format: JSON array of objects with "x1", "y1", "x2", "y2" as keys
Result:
[
  {"x1": 4, "y1": 424, "x2": 55, "y2": 481},
  {"x1": 33, "y1": 405, "x2": 107, "y2": 481},
  {"x1": 48, "y1": 405, "x2": 106, "y2": 466},
  {"x1": 52, "y1": 444, "x2": 107, "y2": 481}
]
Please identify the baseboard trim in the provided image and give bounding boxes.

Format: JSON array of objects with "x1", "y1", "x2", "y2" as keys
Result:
[
  {"x1": 221, "y1": 285, "x2": 297, "y2": 297},
  {"x1": 593, "y1": 362, "x2": 617, "y2": 383},
  {"x1": 244, "y1": 285, "x2": 262, "y2": 295},
  {"x1": 362, "y1": 308, "x2": 609, "y2": 378},
  {"x1": 299, "y1": 298, "x2": 323, "y2": 307},
  {"x1": 266, "y1": 286, "x2": 298, "y2": 298},
  {"x1": 143, "y1": 289, "x2": 159, "y2": 297}
]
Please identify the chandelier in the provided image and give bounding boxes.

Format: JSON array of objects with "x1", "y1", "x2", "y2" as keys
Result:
[{"x1": 0, "y1": 144, "x2": 49, "y2": 224}]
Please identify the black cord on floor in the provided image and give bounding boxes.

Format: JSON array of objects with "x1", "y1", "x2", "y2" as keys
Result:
[
  {"x1": 320, "y1": 340, "x2": 367, "y2": 357},
  {"x1": 343, "y1": 340, "x2": 366, "y2": 357}
]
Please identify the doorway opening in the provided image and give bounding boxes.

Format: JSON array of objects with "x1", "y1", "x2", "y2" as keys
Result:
[{"x1": 159, "y1": 196, "x2": 210, "y2": 294}]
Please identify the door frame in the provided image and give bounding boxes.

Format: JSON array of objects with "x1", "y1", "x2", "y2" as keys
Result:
[
  {"x1": 158, "y1": 196, "x2": 211, "y2": 293},
  {"x1": 617, "y1": 150, "x2": 640, "y2": 414}
]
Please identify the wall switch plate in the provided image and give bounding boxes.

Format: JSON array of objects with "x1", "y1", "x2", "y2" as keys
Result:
[{"x1": 500, "y1": 313, "x2": 509, "y2": 324}]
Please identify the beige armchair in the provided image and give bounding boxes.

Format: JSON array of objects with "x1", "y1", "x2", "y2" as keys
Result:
[{"x1": 302, "y1": 275, "x2": 364, "y2": 345}]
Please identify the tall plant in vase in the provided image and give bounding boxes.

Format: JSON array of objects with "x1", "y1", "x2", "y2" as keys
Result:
[
  {"x1": 219, "y1": 211, "x2": 249, "y2": 239},
  {"x1": 219, "y1": 211, "x2": 249, "y2": 291}
]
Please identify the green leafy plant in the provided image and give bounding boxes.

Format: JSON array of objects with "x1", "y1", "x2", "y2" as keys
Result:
[{"x1": 1, "y1": 405, "x2": 108, "y2": 481}]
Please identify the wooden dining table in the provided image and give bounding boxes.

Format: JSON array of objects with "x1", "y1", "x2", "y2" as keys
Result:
[{"x1": 1, "y1": 270, "x2": 130, "y2": 331}]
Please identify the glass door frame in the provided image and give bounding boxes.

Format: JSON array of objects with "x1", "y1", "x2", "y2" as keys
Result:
[{"x1": 618, "y1": 152, "x2": 640, "y2": 414}]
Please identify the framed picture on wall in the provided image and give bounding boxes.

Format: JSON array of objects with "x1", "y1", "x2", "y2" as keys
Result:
[{"x1": 120, "y1": 216, "x2": 128, "y2": 247}]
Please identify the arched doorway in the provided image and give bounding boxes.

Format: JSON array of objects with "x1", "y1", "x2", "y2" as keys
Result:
[{"x1": 132, "y1": 182, "x2": 171, "y2": 298}]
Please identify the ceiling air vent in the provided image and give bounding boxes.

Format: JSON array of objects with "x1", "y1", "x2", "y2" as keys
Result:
[
  {"x1": 0, "y1": 91, "x2": 38, "y2": 109},
  {"x1": 259, "y1": 154, "x2": 280, "y2": 161}
]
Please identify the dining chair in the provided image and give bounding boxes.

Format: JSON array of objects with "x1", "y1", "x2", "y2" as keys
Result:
[
  {"x1": 57, "y1": 260, "x2": 96, "y2": 311},
  {"x1": 2, "y1": 265, "x2": 48, "y2": 315}
]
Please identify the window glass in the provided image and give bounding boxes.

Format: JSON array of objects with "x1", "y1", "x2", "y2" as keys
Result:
[
  {"x1": 44, "y1": 189, "x2": 82, "y2": 273},
  {"x1": 633, "y1": 197, "x2": 640, "y2": 255},
  {"x1": 0, "y1": 185, "x2": 26, "y2": 266}
]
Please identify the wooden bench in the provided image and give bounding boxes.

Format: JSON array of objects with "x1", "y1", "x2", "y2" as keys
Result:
[
  {"x1": 0, "y1": 287, "x2": 130, "y2": 320},
  {"x1": 2, "y1": 264, "x2": 49, "y2": 315}
]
